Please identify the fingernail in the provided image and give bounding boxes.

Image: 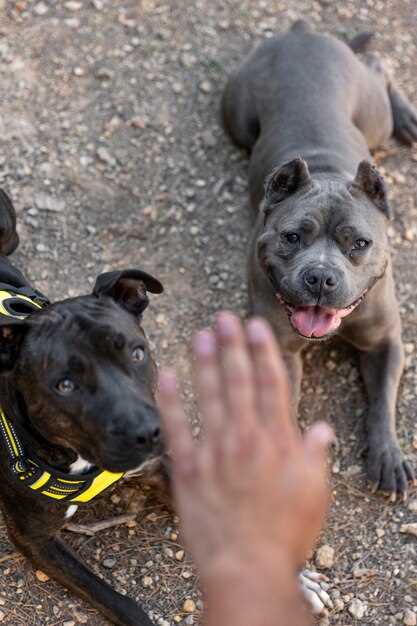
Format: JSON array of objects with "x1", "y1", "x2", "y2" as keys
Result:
[
  {"x1": 246, "y1": 318, "x2": 270, "y2": 343},
  {"x1": 158, "y1": 369, "x2": 177, "y2": 393},
  {"x1": 193, "y1": 330, "x2": 216, "y2": 356},
  {"x1": 216, "y1": 311, "x2": 239, "y2": 337}
]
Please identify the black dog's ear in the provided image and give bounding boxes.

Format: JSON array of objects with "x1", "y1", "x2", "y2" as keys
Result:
[
  {"x1": 264, "y1": 157, "x2": 312, "y2": 206},
  {"x1": 0, "y1": 189, "x2": 19, "y2": 256},
  {"x1": 93, "y1": 269, "x2": 164, "y2": 317},
  {"x1": 348, "y1": 160, "x2": 392, "y2": 220},
  {"x1": 0, "y1": 318, "x2": 28, "y2": 373}
]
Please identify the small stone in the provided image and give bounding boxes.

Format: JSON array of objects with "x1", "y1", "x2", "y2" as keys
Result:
[
  {"x1": 0, "y1": 611, "x2": 4, "y2": 622},
  {"x1": 103, "y1": 558, "x2": 116, "y2": 569},
  {"x1": 182, "y1": 570, "x2": 192, "y2": 579},
  {"x1": 404, "y1": 228, "x2": 415, "y2": 242},
  {"x1": 315, "y1": 544, "x2": 335, "y2": 569},
  {"x1": 96, "y1": 146, "x2": 116, "y2": 166},
  {"x1": 34, "y1": 2, "x2": 48, "y2": 15},
  {"x1": 172, "y1": 82, "x2": 183, "y2": 94},
  {"x1": 199, "y1": 80, "x2": 212, "y2": 94},
  {"x1": 65, "y1": 0, "x2": 82, "y2": 9},
  {"x1": 96, "y1": 67, "x2": 114, "y2": 80},
  {"x1": 129, "y1": 116, "x2": 147, "y2": 129},
  {"x1": 181, "y1": 52, "x2": 197, "y2": 68},
  {"x1": 175, "y1": 550, "x2": 185, "y2": 561},
  {"x1": 35, "y1": 192, "x2": 65, "y2": 212},
  {"x1": 73, "y1": 67, "x2": 85, "y2": 76},
  {"x1": 400, "y1": 523, "x2": 417, "y2": 537},
  {"x1": 35, "y1": 570, "x2": 50, "y2": 582},
  {"x1": 404, "y1": 610, "x2": 417, "y2": 626},
  {"x1": 349, "y1": 598, "x2": 367, "y2": 620},
  {"x1": 376, "y1": 528, "x2": 385, "y2": 538},
  {"x1": 63, "y1": 622, "x2": 75, "y2": 626},
  {"x1": 407, "y1": 499, "x2": 417, "y2": 513},
  {"x1": 142, "y1": 576, "x2": 153, "y2": 588},
  {"x1": 183, "y1": 599, "x2": 196, "y2": 613},
  {"x1": 334, "y1": 598, "x2": 345, "y2": 612},
  {"x1": 36, "y1": 243, "x2": 48, "y2": 253}
]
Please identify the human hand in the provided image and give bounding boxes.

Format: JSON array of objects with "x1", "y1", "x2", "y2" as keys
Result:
[{"x1": 158, "y1": 312, "x2": 333, "y2": 584}]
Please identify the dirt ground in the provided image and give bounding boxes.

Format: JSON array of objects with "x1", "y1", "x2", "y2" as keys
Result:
[{"x1": 0, "y1": 0, "x2": 416, "y2": 624}]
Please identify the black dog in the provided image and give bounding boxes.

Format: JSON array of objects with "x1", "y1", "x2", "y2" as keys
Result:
[{"x1": 0, "y1": 190, "x2": 164, "y2": 626}]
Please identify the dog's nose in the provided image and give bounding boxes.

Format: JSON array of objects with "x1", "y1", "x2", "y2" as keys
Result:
[
  {"x1": 303, "y1": 268, "x2": 338, "y2": 294},
  {"x1": 136, "y1": 425, "x2": 161, "y2": 448}
]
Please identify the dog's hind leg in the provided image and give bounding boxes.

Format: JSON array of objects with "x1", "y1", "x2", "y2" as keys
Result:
[
  {"x1": 388, "y1": 85, "x2": 417, "y2": 146},
  {"x1": 7, "y1": 523, "x2": 154, "y2": 626}
]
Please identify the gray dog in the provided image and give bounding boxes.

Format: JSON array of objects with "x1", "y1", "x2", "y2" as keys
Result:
[{"x1": 222, "y1": 20, "x2": 417, "y2": 502}]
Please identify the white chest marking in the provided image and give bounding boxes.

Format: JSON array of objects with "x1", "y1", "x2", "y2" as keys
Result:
[
  {"x1": 69, "y1": 455, "x2": 93, "y2": 474},
  {"x1": 65, "y1": 504, "x2": 79, "y2": 520},
  {"x1": 64, "y1": 456, "x2": 93, "y2": 521}
]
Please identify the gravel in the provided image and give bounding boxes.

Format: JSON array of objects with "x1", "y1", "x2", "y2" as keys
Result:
[{"x1": 0, "y1": 1, "x2": 416, "y2": 625}]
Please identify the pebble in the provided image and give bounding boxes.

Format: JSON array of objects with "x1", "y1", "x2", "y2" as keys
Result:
[
  {"x1": 349, "y1": 598, "x2": 367, "y2": 620},
  {"x1": 65, "y1": 1, "x2": 82, "y2": 9},
  {"x1": 34, "y1": 192, "x2": 65, "y2": 212},
  {"x1": 96, "y1": 146, "x2": 116, "y2": 166},
  {"x1": 175, "y1": 550, "x2": 185, "y2": 561},
  {"x1": 183, "y1": 599, "x2": 196, "y2": 613},
  {"x1": 34, "y1": 2, "x2": 48, "y2": 15},
  {"x1": 400, "y1": 523, "x2": 417, "y2": 537},
  {"x1": 142, "y1": 576, "x2": 153, "y2": 588},
  {"x1": 103, "y1": 558, "x2": 116, "y2": 569},
  {"x1": 199, "y1": 80, "x2": 212, "y2": 93},
  {"x1": 35, "y1": 570, "x2": 50, "y2": 582},
  {"x1": 63, "y1": 621, "x2": 75, "y2": 626},
  {"x1": 407, "y1": 499, "x2": 417, "y2": 513},
  {"x1": 0, "y1": 612, "x2": 4, "y2": 622},
  {"x1": 404, "y1": 610, "x2": 417, "y2": 626},
  {"x1": 315, "y1": 544, "x2": 335, "y2": 569}
]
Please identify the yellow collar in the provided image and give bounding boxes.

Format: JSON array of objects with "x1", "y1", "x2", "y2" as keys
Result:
[{"x1": 0, "y1": 288, "x2": 125, "y2": 504}]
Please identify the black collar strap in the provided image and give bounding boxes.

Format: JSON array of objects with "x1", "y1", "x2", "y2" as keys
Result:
[{"x1": 0, "y1": 288, "x2": 125, "y2": 504}]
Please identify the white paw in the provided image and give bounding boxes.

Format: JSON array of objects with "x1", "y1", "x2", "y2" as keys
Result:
[{"x1": 299, "y1": 569, "x2": 333, "y2": 615}]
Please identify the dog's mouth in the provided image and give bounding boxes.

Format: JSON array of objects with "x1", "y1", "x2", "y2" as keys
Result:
[{"x1": 276, "y1": 291, "x2": 367, "y2": 339}]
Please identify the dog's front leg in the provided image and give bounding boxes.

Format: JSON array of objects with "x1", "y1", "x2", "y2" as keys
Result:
[
  {"x1": 359, "y1": 333, "x2": 414, "y2": 498},
  {"x1": 7, "y1": 521, "x2": 154, "y2": 626}
]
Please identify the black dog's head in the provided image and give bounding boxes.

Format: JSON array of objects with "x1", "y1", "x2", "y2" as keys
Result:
[
  {"x1": 258, "y1": 158, "x2": 391, "y2": 340},
  {"x1": 0, "y1": 269, "x2": 164, "y2": 473}
]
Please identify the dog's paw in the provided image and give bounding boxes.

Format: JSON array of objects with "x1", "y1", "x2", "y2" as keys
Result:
[
  {"x1": 299, "y1": 569, "x2": 333, "y2": 615},
  {"x1": 390, "y1": 88, "x2": 417, "y2": 146},
  {"x1": 367, "y1": 440, "x2": 414, "y2": 501}
]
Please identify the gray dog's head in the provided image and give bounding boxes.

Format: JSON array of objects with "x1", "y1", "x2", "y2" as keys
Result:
[{"x1": 257, "y1": 157, "x2": 391, "y2": 340}]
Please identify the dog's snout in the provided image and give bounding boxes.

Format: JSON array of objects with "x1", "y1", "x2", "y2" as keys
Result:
[{"x1": 303, "y1": 267, "x2": 338, "y2": 295}]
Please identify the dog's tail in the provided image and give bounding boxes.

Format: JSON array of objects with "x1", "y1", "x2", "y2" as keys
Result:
[
  {"x1": 0, "y1": 189, "x2": 19, "y2": 255},
  {"x1": 348, "y1": 31, "x2": 375, "y2": 53},
  {"x1": 291, "y1": 19, "x2": 313, "y2": 33}
]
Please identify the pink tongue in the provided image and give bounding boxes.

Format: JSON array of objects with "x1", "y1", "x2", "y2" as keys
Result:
[{"x1": 291, "y1": 306, "x2": 342, "y2": 338}]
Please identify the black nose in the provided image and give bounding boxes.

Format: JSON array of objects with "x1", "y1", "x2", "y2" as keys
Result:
[
  {"x1": 303, "y1": 268, "x2": 338, "y2": 295},
  {"x1": 136, "y1": 426, "x2": 161, "y2": 448}
]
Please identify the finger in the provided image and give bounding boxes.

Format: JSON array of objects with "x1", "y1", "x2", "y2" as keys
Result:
[
  {"x1": 246, "y1": 317, "x2": 293, "y2": 442},
  {"x1": 303, "y1": 421, "x2": 334, "y2": 483},
  {"x1": 193, "y1": 329, "x2": 225, "y2": 441},
  {"x1": 215, "y1": 312, "x2": 256, "y2": 434},
  {"x1": 158, "y1": 368, "x2": 195, "y2": 478},
  {"x1": 299, "y1": 573, "x2": 333, "y2": 609}
]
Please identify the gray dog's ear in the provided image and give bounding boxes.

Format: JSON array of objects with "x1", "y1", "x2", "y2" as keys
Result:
[
  {"x1": 0, "y1": 318, "x2": 29, "y2": 373},
  {"x1": 264, "y1": 157, "x2": 312, "y2": 207},
  {"x1": 93, "y1": 269, "x2": 163, "y2": 317},
  {"x1": 349, "y1": 160, "x2": 392, "y2": 220}
]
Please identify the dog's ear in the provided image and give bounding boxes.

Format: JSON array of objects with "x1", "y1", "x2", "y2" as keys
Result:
[
  {"x1": 348, "y1": 160, "x2": 392, "y2": 220},
  {"x1": 93, "y1": 269, "x2": 163, "y2": 317},
  {"x1": 0, "y1": 318, "x2": 29, "y2": 373},
  {"x1": 264, "y1": 157, "x2": 312, "y2": 207}
]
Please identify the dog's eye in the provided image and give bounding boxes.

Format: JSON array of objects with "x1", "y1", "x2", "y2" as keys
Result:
[
  {"x1": 284, "y1": 232, "x2": 300, "y2": 244},
  {"x1": 354, "y1": 238, "x2": 370, "y2": 249},
  {"x1": 132, "y1": 346, "x2": 145, "y2": 363},
  {"x1": 56, "y1": 379, "x2": 75, "y2": 395}
]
